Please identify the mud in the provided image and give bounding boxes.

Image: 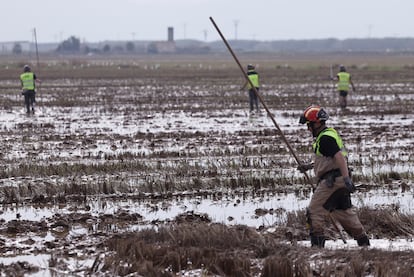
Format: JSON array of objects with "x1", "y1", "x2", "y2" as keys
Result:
[{"x1": 0, "y1": 53, "x2": 413, "y2": 276}]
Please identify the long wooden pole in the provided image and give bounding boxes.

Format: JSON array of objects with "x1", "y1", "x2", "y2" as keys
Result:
[
  {"x1": 33, "y1": 28, "x2": 41, "y2": 104},
  {"x1": 33, "y1": 28, "x2": 40, "y2": 69},
  {"x1": 209, "y1": 16, "x2": 313, "y2": 189}
]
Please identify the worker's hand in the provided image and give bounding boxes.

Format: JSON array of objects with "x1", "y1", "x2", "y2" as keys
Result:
[
  {"x1": 343, "y1": 176, "x2": 356, "y2": 193},
  {"x1": 297, "y1": 163, "x2": 314, "y2": 173}
]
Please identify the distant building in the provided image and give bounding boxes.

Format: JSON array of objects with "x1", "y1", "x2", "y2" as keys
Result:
[
  {"x1": 147, "y1": 27, "x2": 176, "y2": 54},
  {"x1": 147, "y1": 41, "x2": 176, "y2": 54},
  {"x1": 0, "y1": 41, "x2": 31, "y2": 54}
]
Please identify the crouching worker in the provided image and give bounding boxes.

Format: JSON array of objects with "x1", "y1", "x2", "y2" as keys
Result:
[{"x1": 298, "y1": 105, "x2": 370, "y2": 247}]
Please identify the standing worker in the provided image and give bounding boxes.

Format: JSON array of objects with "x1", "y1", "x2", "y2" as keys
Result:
[
  {"x1": 240, "y1": 64, "x2": 260, "y2": 113},
  {"x1": 332, "y1": 65, "x2": 355, "y2": 109},
  {"x1": 20, "y1": 65, "x2": 41, "y2": 114},
  {"x1": 298, "y1": 105, "x2": 370, "y2": 248}
]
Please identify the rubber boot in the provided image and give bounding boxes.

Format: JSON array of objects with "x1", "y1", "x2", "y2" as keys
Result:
[
  {"x1": 310, "y1": 235, "x2": 325, "y2": 248},
  {"x1": 356, "y1": 235, "x2": 370, "y2": 246}
]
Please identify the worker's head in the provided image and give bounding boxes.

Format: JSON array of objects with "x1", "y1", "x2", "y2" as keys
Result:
[
  {"x1": 23, "y1": 65, "x2": 31, "y2": 72},
  {"x1": 299, "y1": 105, "x2": 329, "y2": 137},
  {"x1": 247, "y1": 64, "x2": 255, "y2": 70},
  {"x1": 339, "y1": 65, "x2": 346, "y2": 72}
]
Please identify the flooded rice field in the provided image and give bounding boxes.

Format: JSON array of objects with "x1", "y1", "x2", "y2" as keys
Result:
[{"x1": 0, "y1": 54, "x2": 413, "y2": 276}]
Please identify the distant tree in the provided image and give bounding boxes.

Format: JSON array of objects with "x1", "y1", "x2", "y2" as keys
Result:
[
  {"x1": 147, "y1": 43, "x2": 158, "y2": 54},
  {"x1": 113, "y1": 45, "x2": 124, "y2": 52},
  {"x1": 126, "y1": 42, "x2": 135, "y2": 52},
  {"x1": 103, "y1": 44, "x2": 111, "y2": 53},
  {"x1": 12, "y1": 43, "x2": 22, "y2": 54},
  {"x1": 83, "y1": 45, "x2": 90, "y2": 54},
  {"x1": 56, "y1": 36, "x2": 81, "y2": 53}
]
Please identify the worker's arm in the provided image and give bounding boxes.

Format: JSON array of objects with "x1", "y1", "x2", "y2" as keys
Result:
[
  {"x1": 240, "y1": 81, "x2": 247, "y2": 91},
  {"x1": 333, "y1": 151, "x2": 355, "y2": 192},
  {"x1": 333, "y1": 151, "x2": 349, "y2": 178}
]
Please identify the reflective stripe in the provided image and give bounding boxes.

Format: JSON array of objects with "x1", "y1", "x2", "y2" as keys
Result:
[
  {"x1": 337, "y1": 72, "x2": 350, "y2": 91},
  {"x1": 313, "y1": 128, "x2": 347, "y2": 157},
  {"x1": 20, "y1": 72, "x2": 35, "y2": 90}
]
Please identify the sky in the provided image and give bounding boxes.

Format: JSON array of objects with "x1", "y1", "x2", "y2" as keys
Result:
[{"x1": 1, "y1": 0, "x2": 414, "y2": 43}]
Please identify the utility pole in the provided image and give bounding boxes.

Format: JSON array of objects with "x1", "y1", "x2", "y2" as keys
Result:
[
  {"x1": 203, "y1": 29, "x2": 208, "y2": 41},
  {"x1": 233, "y1": 20, "x2": 239, "y2": 40}
]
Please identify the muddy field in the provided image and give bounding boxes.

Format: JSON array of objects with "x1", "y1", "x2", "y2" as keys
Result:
[{"x1": 0, "y1": 53, "x2": 413, "y2": 276}]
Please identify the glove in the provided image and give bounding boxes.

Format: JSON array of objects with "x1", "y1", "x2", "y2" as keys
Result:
[
  {"x1": 343, "y1": 176, "x2": 356, "y2": 193},
  {"x1": 297, "y1": 163, "x2": 313, "y2": 173}
]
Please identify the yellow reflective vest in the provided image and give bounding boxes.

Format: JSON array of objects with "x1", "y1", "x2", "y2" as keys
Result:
[
  {"x1": 247, "y1": 69, "x2": 259, "y2": 89},
  {"x1": 20, "y1": 72, "x2": 35, "y2": 90},
  {"x1": 313, "y1": 127, "x2": 347, "y2": 157},
  {"x1": 337, "y1": 72, "x2": 351, "y2": 91}
]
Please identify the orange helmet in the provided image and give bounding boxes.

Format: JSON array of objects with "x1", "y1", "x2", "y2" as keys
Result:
[{"x1": 299, "y1": 105, "x2": 329, "y2": 124}]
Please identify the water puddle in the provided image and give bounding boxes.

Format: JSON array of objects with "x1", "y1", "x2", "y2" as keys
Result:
[{"x1": 1, "y1": 187, "x2": 411, "y2": 229}]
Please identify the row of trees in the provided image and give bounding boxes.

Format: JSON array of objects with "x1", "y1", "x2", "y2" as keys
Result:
[
  {"x1": 12, "y1": 36, "x2": 414, "y2": 55},
  {"x1": 11, "y1": 36, "x2": 139, "y2": 55}
]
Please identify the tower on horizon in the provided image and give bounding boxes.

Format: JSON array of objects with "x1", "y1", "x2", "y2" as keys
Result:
[{"x1": 168, "y1": 27, "x2": 174, "y2": 42}]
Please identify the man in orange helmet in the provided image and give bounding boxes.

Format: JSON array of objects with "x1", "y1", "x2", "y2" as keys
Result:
[{"x1": 298, "y1": 105, "x2": 370, "y2": 247}]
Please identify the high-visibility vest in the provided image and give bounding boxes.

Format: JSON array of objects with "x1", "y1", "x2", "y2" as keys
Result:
[
  {"x1": 247, "y1": 70, "x2": 259, "y2": 89},
  {"x1": 20, "y1": 72, "x2": 35, "y2": 90},
  {"x1": 337, "y1": 72, "x2": 350, "y2": 91},
  {"x1": 313, "y1": 127, "x2": 347, "y2": 157}
]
